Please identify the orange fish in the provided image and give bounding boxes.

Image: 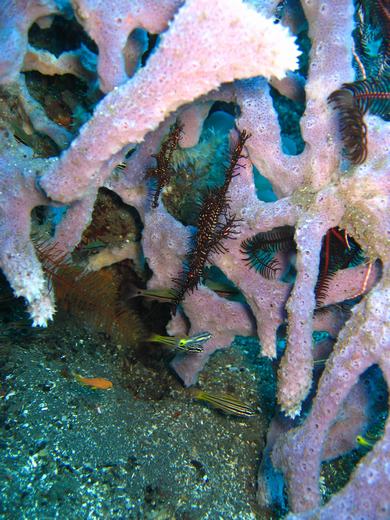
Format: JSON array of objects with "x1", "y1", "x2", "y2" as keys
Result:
[{"x1": 74, "y1": 373, "x2": 113, "y2": 390}]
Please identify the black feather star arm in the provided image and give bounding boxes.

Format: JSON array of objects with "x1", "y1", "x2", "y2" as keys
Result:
[
  {"x1": 314, "y1": 270, "x2": 337, "y2": 308},
  {"x1": 354, "y1": 0, "x2": 390, "y2": 78},
  {"x1": 328, "y1": 87, "x2": 368, "y2": 164},
  {"x1": 314, "y1": 227, "x2": 366, "y2": 308},
  {"x1": 240, "y1": 227, "x2": 295, "y2": 280},
  {"x1": 242, "y1": 226, "x2": 295, "y2": 253},
  {"x1": 328, "y1": 77, "x2": 390, "y2": 164},
  {"x1": 240, "y1": 244, "x2": 281, "y2": 280},
  {"x1": 329, "y1": 0, "x2": 390, "y2": 165},
  {"x1": 240, "y1": 237, "x2": 280, "y2": 280},
  {"x1": 377, "y1": 0, "x2": 390, "y2": 69},
  {"x1": 345, "y1": 78, "x2": 390, "y2": 118}
]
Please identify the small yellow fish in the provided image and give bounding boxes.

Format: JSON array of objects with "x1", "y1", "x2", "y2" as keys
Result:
[
  {"x1": 192, "y1": 389, "x2": 256, "y2": 417},
  {"x1": 356, "y1": 435, "x2": 374, "y2": 448},
  {"x1": 148, "y1": 332, "x2": 212, "y2": 353},
  {"x1": 74, "y1": 373, "x2": 113, "y2": 390}
]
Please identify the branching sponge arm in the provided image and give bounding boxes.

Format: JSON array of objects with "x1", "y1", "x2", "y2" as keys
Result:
[{"x1": 39, "y1": 0, "x2": 299, "y2": 204}]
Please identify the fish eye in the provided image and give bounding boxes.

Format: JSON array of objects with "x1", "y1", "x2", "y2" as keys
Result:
[{"x1": 179, "y1": 339, "x2": 186, "y2": 346}]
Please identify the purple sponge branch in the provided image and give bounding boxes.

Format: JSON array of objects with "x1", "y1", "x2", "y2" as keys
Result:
[
  {"x1": 0, "y1": 0, "x2": 62, "y2": 85},
  {"x1": 0, "y1": 129, "x2": 55, "y2": 325},
  {"x1": 70, "y1": 0, "x2": 184, "y2": 93},
  {"x1": 38, "y1": 0, "x2": 299, "y2": 204},
  {"x1": 272, "y1": 270, "x2": 390, "y2": 517}
]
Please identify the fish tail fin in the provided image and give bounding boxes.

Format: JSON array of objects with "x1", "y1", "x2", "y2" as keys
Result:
[
  {"x1": 191, "y1": 389, "x2": 204, "y2": 400},
  {"x1": 148, "y1": 334, "x2": 178, "y2": 347},
  {"x1": 147, "y1": 334, "x2": 163, "y2": 343}
]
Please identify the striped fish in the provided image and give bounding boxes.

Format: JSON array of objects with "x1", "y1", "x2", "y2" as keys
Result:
[
  {"x1": 176, "y1": 331, "x2": 212, "y2": 353},
  {"x1": 147, "y1": 331, "x2": 212, "y2": 353},
  {"x1": 114, "y1": 162, "x2": 127, "y2": 173},
  {"x1": 193, "y1": 390, "x2": 256, "y2": 417},
  {"x1": 128, "y1": 283, "x2": 239, "y2": 303}
]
